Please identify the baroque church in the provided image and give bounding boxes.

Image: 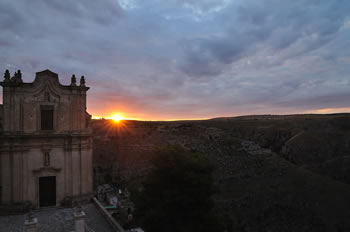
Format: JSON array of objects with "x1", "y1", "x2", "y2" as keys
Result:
[{"x1": 0, "y1": 69, "x2": 93, "y2": 208}]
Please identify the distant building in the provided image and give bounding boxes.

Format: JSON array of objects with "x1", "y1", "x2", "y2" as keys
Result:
[{"x1": 0, "y1": 69, "x2": 93, "y2": 208}]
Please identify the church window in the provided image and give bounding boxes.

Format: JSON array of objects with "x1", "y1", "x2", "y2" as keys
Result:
[{"x1": 41, "y1": 105, "x2": 54, "y2": 130}]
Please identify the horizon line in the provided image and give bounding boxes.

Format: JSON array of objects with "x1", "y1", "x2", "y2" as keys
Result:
[{"x1": 91, "y1": 112, "x2": 350, "y2": 122}]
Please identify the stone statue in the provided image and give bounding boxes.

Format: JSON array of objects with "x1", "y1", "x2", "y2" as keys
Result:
[
  {"x1": 80, "y1": 76, "x2": 85, "y2": 86},
  {"x1": 3, "y1": 69, "x2": 10, "y2": 82},
  {"x1": 71, "y1": 74, "x2": 77, "y2": 86},
  {"x1": 11, "y1": 70, "x2": 23, "y2": 83}
]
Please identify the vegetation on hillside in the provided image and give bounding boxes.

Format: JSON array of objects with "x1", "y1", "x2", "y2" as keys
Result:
[
  {"x1": 132, "y1": 145, "x2": 224, "y2": 232},
  {"x1": 92, "y1": 114, "x2": 350, "y2": 231}
]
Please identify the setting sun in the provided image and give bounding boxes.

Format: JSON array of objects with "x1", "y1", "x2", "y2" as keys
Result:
[{"x1": 111, "y1": 114, "x2": 123, "y2": 122}]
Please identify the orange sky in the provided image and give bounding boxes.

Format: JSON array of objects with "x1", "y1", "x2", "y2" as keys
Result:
[
  {"x1": 91, "y1": 110, "x2": 211, "y2": 121},
  {"x1": 90, "y1": 106, "x2": 350, "y2": 121}
]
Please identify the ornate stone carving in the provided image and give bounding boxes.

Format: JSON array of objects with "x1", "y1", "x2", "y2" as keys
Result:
[
  {"x1": 32, "y1": 166, "x2": 61, "y2": 174},
  {"x1": 80, "y1": 76, "x2": 85, "y2": 86},
  {"x1": 44, "y1": 92, "x2": 50, "y2": 102},
  {"x1": 44, "y1": 152, "x2": 50, "y2": 166},
  {"x1": 11, "y1": 70, "x2": 23, "y2": 83},
  {"x1": 71, "y1": 74, "x2": 77, "y2": 86},
  {"x1": 3, "y1": 69, "x2": 10, "y2": 82}
]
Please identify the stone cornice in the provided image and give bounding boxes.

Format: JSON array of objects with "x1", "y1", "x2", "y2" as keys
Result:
[
  {"x1": 0, "y1": 69, "x2": 89, "y2": 92},
  {"x1": 0, "y1": 132, "x2": 92, "y2": 139},
  {"x1": 32, "y1": 166, "x2": 62, "y2": 174},
  {"x1": 0, "y1": 143, "x2": 91, "y2": 152},
  {"x1": 0, "y1": 147, "x2": 30, "y2": 153}
]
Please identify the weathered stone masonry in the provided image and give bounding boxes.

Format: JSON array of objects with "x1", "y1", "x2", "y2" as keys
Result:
[{"x1": 0, "y1": 69, "x2": 93, "y2": 208}]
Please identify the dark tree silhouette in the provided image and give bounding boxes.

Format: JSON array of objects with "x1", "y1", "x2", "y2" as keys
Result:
[{"x1": 133, "y1": 145, "x2": 220, "y2": 232}]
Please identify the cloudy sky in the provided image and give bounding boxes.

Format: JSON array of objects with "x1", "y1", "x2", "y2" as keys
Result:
[{"x1": 1, "y1": 0, "x2": 350, "y2": 120}]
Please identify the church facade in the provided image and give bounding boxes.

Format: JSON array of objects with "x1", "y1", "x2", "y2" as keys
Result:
[{"x1": 0, "y1": 69, "x2": 93, "y2": 208}]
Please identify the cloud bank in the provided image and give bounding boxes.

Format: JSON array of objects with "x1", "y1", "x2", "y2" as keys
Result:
[{"x1": 1, "y1": 0, "x2": 350, "y2": 119}]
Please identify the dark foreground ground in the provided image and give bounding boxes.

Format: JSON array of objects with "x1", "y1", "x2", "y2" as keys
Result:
[
  {"x1": 93, "y1": 113, "x2": 350, "y2": 232},
  {"x1": 0, "y1": 203, "x2": 114, "y2": 232}
]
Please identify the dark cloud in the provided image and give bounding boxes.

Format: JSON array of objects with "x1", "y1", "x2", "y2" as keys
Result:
[
  {"x1": 43, "y1": 0, "x2": 123, "y2": 25},
  {"x1": 275, "y1": 93, "x2": 350, "y2": 111},
  {"x1": 0, "y1": 2, "x2": 24, "y2": 30},
  {"x1": 178, "y1": 0, "x2": 350, "y2": 78}
]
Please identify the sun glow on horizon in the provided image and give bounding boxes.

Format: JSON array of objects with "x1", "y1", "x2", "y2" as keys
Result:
[
  {"x1": 91, "y1": 114, "x2": 210, "y2": 121},
  {"x1": 307, "y1": 107, "x2": 350, "y2": 114},
  {"x1": 111, "y1": 114, "x2": 123, "y2": 122}
]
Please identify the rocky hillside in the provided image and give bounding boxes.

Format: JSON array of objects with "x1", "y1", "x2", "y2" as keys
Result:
[
  {"x1": 205, "y1": 114, "x2": 350, "y2": 185},
  {"x1": 92, "y1": 114, "x2": 350, "y2": 232}
]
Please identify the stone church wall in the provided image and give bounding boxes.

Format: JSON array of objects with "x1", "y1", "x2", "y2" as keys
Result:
[{"x1": 0, "y1": 69, "x2": 93, "y2": 208}]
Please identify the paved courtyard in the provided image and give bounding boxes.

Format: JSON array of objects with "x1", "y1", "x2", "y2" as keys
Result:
[{"x1": 0, "y1": 203, "x2": 114, "y2": 232}]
